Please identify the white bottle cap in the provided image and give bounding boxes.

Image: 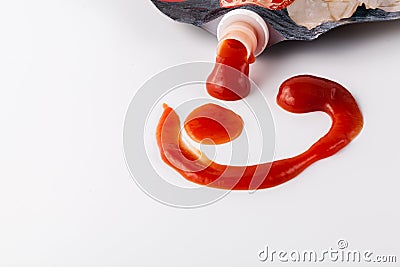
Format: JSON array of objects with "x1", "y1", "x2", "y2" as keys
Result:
[{"x1": 217, "y1": 9, "x2": 269, "y2": 58}]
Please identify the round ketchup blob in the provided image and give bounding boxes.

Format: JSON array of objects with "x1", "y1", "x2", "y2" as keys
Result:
[
  {"x1": 206, "y1": 39, "x2": 253, "y2": 101},
  {"x1": 184, "y1": 103, "x2": 244, "y2": 145},
  {"x1": 156, "y1": 75, "x2": 363, "y2": 190}
]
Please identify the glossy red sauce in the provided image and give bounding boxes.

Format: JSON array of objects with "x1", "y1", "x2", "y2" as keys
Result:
[
  {"x1": 184, "y1": 103, "x2": 244, "y2": 145},
  {"x1": 156, "y1": 75, "x2": 363, "y2": 190},
  {"x1": 206, "y1": 39, "x2": 254, "y2": 101}
]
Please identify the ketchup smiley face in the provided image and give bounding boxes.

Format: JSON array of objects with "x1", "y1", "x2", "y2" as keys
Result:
[
  {"x1": 155, "y1": 32, "x2": 363, "y2": 190},
  {"x1": 156, "y1": 75, "x2": 363, "y2": 190}
]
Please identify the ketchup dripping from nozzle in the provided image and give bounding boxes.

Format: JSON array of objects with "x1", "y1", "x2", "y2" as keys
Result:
[{"x1": 206, "y1": 39, "x2": 255, "y2": 101}]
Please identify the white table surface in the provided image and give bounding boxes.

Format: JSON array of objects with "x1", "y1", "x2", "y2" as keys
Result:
[{"x1": 1, "y1": 1, "x2": 399, "y2": 266}]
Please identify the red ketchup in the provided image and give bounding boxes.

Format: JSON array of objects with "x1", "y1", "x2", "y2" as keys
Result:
[
  {"x1": 156, "y1": 75, "x2": 363, "y2": 190},
  {"x1": 206, "y1": 39, "x2": 254, "y2": 101},
  {"x1": 184, "y1": 103, "x2": 244, "y2": 145}
]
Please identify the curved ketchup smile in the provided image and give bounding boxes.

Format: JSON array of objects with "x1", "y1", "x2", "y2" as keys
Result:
[{"x1": 156, "y1": 75, "x2": 363, "y2": 190}]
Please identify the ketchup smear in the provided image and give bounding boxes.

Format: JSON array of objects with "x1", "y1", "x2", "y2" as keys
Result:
[
  {"x1": 156, "y1": 75, "x2": 363, "y2": 190},
  {"x1": 184, "y1": 103, "x2": 244, "y2": 145},
  {"x1": 206, "y1": 39, "x2": 254, "y2": 101}
]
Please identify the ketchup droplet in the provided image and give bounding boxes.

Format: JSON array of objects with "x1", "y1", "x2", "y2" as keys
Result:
[
  {"x1": 206, "y1": 39, "x2": 253, "y2": 101},
  {"x1": 184, "y1": 103, "x2": 244, "y2": 145},
  {"x1": 156, "y1": 75, "x2": 363, "y2": 190}
]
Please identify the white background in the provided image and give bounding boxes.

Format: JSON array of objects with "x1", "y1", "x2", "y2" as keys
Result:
[{"x1": 1, "y1": 0, "x2": 399, "y2": 266}]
